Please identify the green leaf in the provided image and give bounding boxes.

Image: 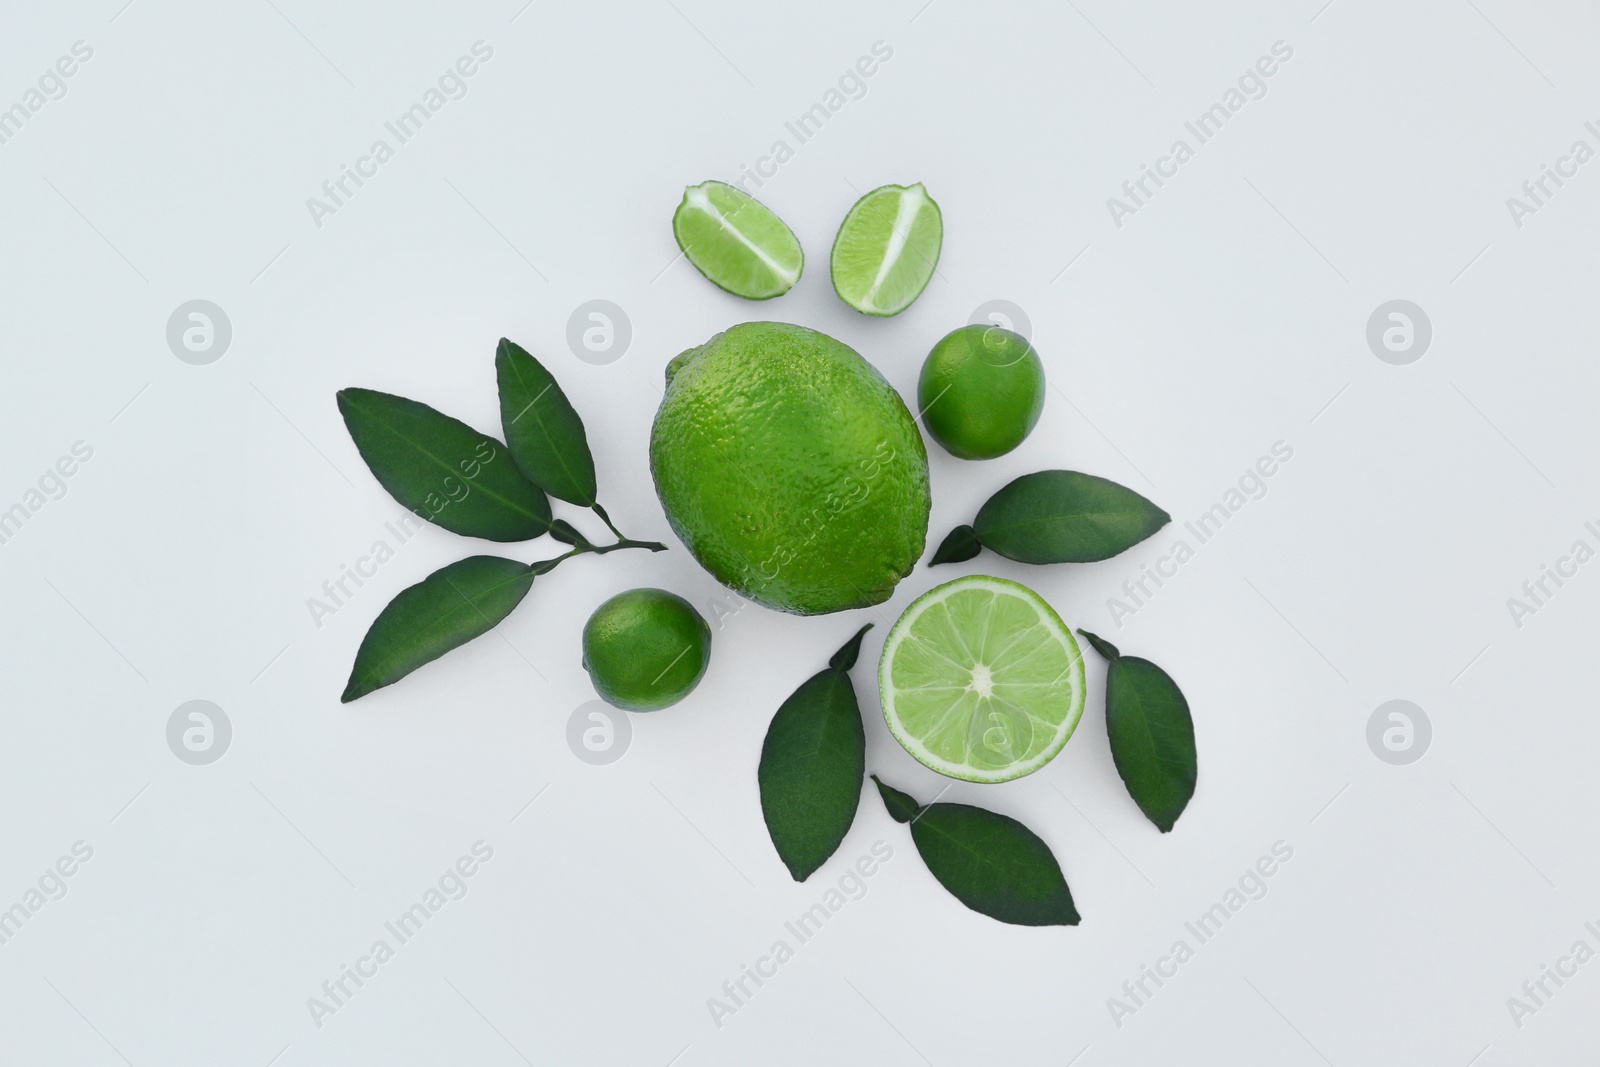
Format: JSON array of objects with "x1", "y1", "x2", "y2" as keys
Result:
[
  {"x1": 342, "y1": 556, "x2": 535, "y2": 702},
  {"x1": 1081, "y1": 630, "x2": 1196, "y2": 833},
  {"x1": 496, "y1": 338, "x2": 598, "y2": 507},
  {"x1": 873, "y1": 778, "x2": 1079, "y2": 926},
  {"x1": 759, "y1": 626, "x2": 872, "y2": 881},
  {"x1": 548, "y1": 519, "x2": 593, "y2": 549},
  {"x1": 828, "y1": 622, "x2": 872, "y2": 671},
  {"x1": 338, "y1": 388, "x2": 552, "y2": 542},
  {"x1": 1077, "y1": 629, "x2": 1121, "y2": 663},
  {"x1": 972, "y1": 470, "x2": 1168, "y2": 564},
  {"x1": 928, "y1": 524, "x2": 981, "y2": 567},
  {"x1": 870, "y1": 775, "x2": 921, "y2": 824}
]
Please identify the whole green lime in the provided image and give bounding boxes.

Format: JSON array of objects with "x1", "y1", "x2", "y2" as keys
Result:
[
  {"x1": 582, "y1": 588, "x2": 711, "y2": 711},
  {"x1": 918, "y1": 324, "x2": 1045, "y2": 460},
  {"x1": 650, "y1": 321, "x2": 930, "y2": 615}
]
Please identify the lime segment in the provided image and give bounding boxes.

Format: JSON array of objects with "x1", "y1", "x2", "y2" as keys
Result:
[
  {"x1": 830, "y1": 183, "x2": 942, "y2": 316},
  {"x1": 673, "y1": 181, "x2": 803, "y2": 300},
  {"x1": 880, "y1": 575, "x2": 1084, "y2": 782}
]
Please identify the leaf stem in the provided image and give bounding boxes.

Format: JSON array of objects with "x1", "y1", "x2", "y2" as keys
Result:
[
  {"x1": 528, "y1": 535, "x2": 666, "y2": 576},
  {"x1": 528, "y1": 548, "x2": 583, "y2": 576},
  {"x1": 591, "y1": 502, "x2": 627, "y2": 541},
  {"x1": 588, "y1": 536, "x2": 669, "y2": 554},
  {"x1": 587, "y1": 502, "x2": 666, "y2": 552}
]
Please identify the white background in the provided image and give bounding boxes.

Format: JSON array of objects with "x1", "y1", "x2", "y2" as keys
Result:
[{"x1": 1, "y1": 0, "x2": 1596, "y2": 1063}]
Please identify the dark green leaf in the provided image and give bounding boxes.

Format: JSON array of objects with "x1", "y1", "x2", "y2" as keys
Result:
[
  {"x1": 871, "y1": 775, "x2": 921, "y2": 824},
  {"x1": 342, "y1": 555, "x2": 535, "y2": 702},
  {"x1": 928, "y1": 524, "x2": 981, "y2": 566},
  {"x1": 496, "y1": 338, "x2": 598, "y2": 507},
  {"x1": 972, "y1": 470, "x2": 1168, "y2": 564},
  {"x1": 828, "y1": 623, "x2": 872, "y2": 670},
  {"x1": 1076, "y1": 628, "x2": 1121, "y2": 662},
  {"x1": 528, "y1": 553, "x2": 571, "y2": 577},
  {"x1": 548, "y1": 519, "x2": 592, "y2": 548},
  {"x1": 590, "y1": 502, "x2": 623, "y2": 539},
  {"x1": 338, "y1": 388, "x2": 551, "y2": 542},
  {"x1": 1082, "y1": 632, "x2": 1196, "y2": 833},
  {"x1": 874, "y1": 778, "x2": 1078, "y2": 926},
  {"x1": 759, "y1": 627, "x2": 872, "y2": 881}
]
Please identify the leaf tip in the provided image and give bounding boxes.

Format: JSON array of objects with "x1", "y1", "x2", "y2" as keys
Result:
[
  {"x1": 1151, "y1": 807, "x2": 1186, "y2": 834},
  {"x1": 784, "y1": 859, "x2": 817, "y2": 883},
  {"x1": 1028, "y1": 897, "x2": 1082, "y2": 926}
]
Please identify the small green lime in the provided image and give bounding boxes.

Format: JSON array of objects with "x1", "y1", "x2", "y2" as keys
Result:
[
  {"x1": 917, "y1": 324, "x2": 1045, "y2": 460},
  {"x1": 582, "y1": 589, "x2": 711, "y2": 711}
]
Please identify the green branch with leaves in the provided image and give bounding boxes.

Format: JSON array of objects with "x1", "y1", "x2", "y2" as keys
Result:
[{"x1": 336, "y1": 340, "x2": 664, "y2": 702}]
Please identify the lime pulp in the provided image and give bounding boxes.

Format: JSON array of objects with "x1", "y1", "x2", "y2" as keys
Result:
[
  {"x1": 830, "y1": 183, "x2": 942, "y2": 316},
  {"x1": 879, "y1": 574, "x2": 1084, "y2": 782},
  {"x1": 673, "y1": 181, "x2": 803, "y2": 300}
]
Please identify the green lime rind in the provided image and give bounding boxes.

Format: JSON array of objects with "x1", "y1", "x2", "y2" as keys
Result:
[
  {"x1": 582, "y1": 588, "x2": 711, "y2": 711},
  {"x1": 880, "y1": 574, "x2": 1085, "y2": 783},
  {"x1": 918, "y1": 324, "x2": 1046, "y2": 460},
  {"x1": 672, "y1": 181, "x2": 803, "y2": 300},
  {"x1": 830, "y1": 183, "x2": 942, "y2": 317},
  {"x1": 649, "y1": 322, "x2": 931, "y2": 616}
]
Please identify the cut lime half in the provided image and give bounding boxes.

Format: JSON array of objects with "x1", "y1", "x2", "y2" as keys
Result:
[
  {"x1": 672, "y1": 181, "x2": 803, "y2": 300},
  {"x1": 830, "y1": 183, "x2": 942, "y2": 316},
  {"x1": 880, "y1": 575, "x2": 1084, "y2": 783}
]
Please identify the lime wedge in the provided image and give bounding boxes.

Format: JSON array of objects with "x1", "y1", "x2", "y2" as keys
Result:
[
  {"x1": 830, "y1": 183, "x2": 942, "y2": 316},
  {"x1": 880, "y1": 575, "x2": 1084, "y2": 783},
  {"x1": 672, "y1": 181, "x2": 803, "y2": 300}
]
